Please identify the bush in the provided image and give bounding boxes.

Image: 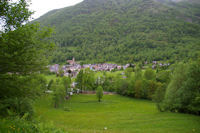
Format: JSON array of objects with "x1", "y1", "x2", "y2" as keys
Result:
[
  {"x1": 0, "y1": 117, "x2": 66, "y2": 133},
  {"x1": 0, "y1": 74, "x2": 47, "y2": 119},
  {"x1": 0, "y1": 98, "x2": 34, "y2": 120}
]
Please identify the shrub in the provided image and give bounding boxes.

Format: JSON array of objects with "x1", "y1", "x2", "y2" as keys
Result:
[
  {"x1": 0, "y1": 98, "x2": 34, "y2": 120},
  {"x1": 0, "y1": 74, "x2": 47, "y2": 119},
  {"x1": 0, "y1": 117, "x2": 66, "y2": 133}
]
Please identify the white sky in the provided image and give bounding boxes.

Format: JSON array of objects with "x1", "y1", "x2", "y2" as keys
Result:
[{"x1": 29, "y1": 0, "x2": 83, "y2": 19}]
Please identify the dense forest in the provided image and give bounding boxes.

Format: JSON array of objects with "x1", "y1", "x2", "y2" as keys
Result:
[{"x1": 36, "y1": 0, "x2": 200, "y2": 64}]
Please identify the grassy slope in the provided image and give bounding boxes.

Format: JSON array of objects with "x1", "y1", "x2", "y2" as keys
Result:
[{"x1": 35, "y1": 94, "x2": 200, "y2": 133}]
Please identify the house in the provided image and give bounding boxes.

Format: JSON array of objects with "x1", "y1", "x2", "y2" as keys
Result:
[
  {"x1": 49, "y1": 64, "x2": 59, "y2": 73},
  {"x1": 67, "y1": 57, "x2": 76, "y2": 65}
]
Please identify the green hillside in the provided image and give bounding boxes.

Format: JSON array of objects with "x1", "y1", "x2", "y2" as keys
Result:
[{"x1": 36, "y1": 0, "x2": 200, "y2": 64}]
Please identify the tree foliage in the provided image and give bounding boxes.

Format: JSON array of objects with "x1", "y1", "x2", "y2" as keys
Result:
[
  {"x1": 76, "y1": 68, "x2": 95, "y2": 91},
  {"x1": 0, "y1": 0, "x2": 54, "y2": 118},
  {"x1": 51, "y1": 79, "x2": 66, "y2": 108},
  {"x1": 96, "y1": 86, "x2": 103, "y2": 102},
  {"x1": 0, "y1": 0, "x2": 32, "y2": 32},
  {"x1": 162, "y1": 61, "x2": 200, "y2": 115},
  {"x1": 36, "y1": 0, "x2": 200, "y2": 64}
]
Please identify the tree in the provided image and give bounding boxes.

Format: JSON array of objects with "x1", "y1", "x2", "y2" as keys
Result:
[
  {"x1": 76, "y1": 69, "x2": 84, "y2": 91},
  {"x1": 134, "y1": 80, "x2": 142, "y2": 98},
  {"x1": 125, "y1": 67, "x2": 134, "y2": 78},
  {"x1": 52, "y1": 79, "x2": 65, "y2": 108},
  {"x1": 47, "y1": 79, "x2": 54, "y2": 90},
  {"x1": 62, "y1": 76, "x2": 71, "y2": 95},
  {"x1": 156, "y1": 70, "x2": 171, "y2": 84},
  {"x1": 0, "y1": 0, "x2": 32, "y2": 32},
  {"x1": 96, "y1": 86, "x2": 103, "y2": 102},
  {"x1": 83, "y1": 68, "x2": 95, "y2": 90},
  {"x1": 76, "y1": 68, "x2": 95, "y2": 91},
  {"x1": 0, "y1": 0, "x2": 54, "y2": 118},
  {"x1": 163, "y1": 63, "x2": 188, "y2": 112},
  {"x1": 144, "y1": 68, "x2": 156, "y2": 81},
  {"x1": 58, "y1": 66, "x2": 64, "y2": 77},
  {"x1": 163, "y1": 61, "x2": 200, "y2": 115},
  {"x1": 134, "y1": 66, "x2": 142, "y2": 80}
]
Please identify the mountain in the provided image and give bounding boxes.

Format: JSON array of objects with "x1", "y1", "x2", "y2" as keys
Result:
[{"x1": 35, "y1": 0, "x2": 200, "y2": 64}]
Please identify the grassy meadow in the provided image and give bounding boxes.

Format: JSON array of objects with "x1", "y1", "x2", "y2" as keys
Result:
[{"x1": 35, "y1": 94, "x2": 200, "y2": 133}]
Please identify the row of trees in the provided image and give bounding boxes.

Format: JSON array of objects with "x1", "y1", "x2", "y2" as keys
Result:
[{"x1": 75, "y1": 66, "x2": 169, "y2": 100}]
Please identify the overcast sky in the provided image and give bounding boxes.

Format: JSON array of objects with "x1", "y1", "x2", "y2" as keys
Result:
[{"x1": 29, "y1": 0, "x2": 83, "y2": 19}]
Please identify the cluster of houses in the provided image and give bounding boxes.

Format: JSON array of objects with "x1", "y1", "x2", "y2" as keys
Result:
[
  {"x1": 151, "y1": 61, "x2": 170, "y2": 69},
  {"x1": 49, "y1": 58, "x2": 171, "y2": 78},
  {"x1": 49, "y1": 58, "x2": 132, "y2": 78}
]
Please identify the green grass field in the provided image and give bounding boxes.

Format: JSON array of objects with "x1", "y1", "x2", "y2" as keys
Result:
[{"x1": 35, "y1": 94, "x2": 200, "y2": 133}]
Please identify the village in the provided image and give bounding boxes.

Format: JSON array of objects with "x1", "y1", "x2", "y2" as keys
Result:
[
  {"x1": 49, "y1": 57, "x2": 131, "y2": 77},
  {"x1": 49, "y1": 58, "x2": 170, "y2": 78}
]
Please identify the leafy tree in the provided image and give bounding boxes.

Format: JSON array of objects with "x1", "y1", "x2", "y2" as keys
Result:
[
  {"x1": 156, "y1": 70, "x2": 171, "y2": 84},
  {"x1": 76, "y1": 68, "x2": 95, "y2": 91},
  {"x1": 47, "y1": 79, "x2": 54, "y2": 90},
  {"x1": 62, "y1": 76, "x2": 71, "y2": 95},
  {"x1": 52, "y1": 79, "x2": 65, "y2": 108},
  {"x1": 163, "y1": 61, "x2": 200, "y2": 115},
  {"x1": 144, "y1": 68, "x2": 156, "y2": 81},
  {"x1": 125, "y1": 67, "x2": 134, "y2": 78},
  {"x1": 0, "y1": 0, "x2": 54, "y2": 118},
  {"x1": 76, "y1": 69, "x2": 84, "y2": 92},
  {"x1": 83, "y1": 68, "x2": 95, "y2": 90},
  {"x1": 153, "y1": 83, "x2": 166, "y2": 112},
  {"x1": 134, "y1": 80, "x2": 143, "y2": 98},
  {"x1": 58, "y1": 66, "x2": 64, "y2": 77},
  {"x1": 163, "y1": 63, "x2": 188, "y2": 112},
  {"x1": 0, "y1": 0, "x2": 32, "y2": 32},
  {"x1": 96, "y1": 86, "x2": 103, "y2": 102},
  {"x1": 134, "y1": 66, "x2": 142, "y2": 80}
]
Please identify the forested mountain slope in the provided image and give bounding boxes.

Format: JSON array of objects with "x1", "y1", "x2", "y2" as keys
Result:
[{"x1": 35, "y1": 0, "x2": 200, "y2": 64}]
